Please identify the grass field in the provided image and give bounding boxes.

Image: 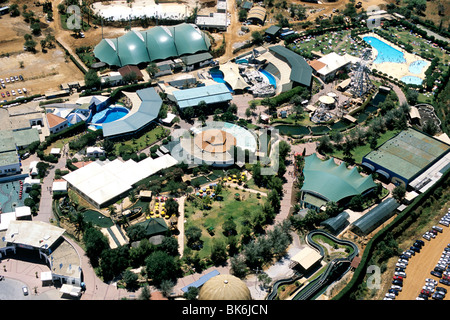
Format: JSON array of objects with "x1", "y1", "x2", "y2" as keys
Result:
[
  {"x1": 184, "y1": 187, "x2": 266, "y2": 259},
  {"x1": 114, "y1": 125, "x2": 169, "y2": 154},
  {"x1": 331, "y1": 129, "x2": 400, "y2": 163}
]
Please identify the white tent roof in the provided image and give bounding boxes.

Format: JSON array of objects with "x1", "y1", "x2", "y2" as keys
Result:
[
  {"x1": 219, "y1": 61, "x2": 248, "y2": 91},
  {"x1": 317, "y1": 52, "x2": 359, "y2": 76},
  {"x1": 63, "y1": 155, "x2": 178, "y2": 207}
]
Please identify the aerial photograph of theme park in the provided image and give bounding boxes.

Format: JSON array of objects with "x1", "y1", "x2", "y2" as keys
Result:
[{"x1": 0, "y1": 0, "x2": 449, "y2": 304}]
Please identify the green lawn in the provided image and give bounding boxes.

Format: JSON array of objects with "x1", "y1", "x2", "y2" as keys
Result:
[
  {"x1": 114, "y1": 126, "x2": 169, "y2": 154},
  {"x1": 331, "y1": 129, "x2": 400, "y2": 163},
  {"x1": 184, "y1": 188, "x2": 266, "y2": 259}
]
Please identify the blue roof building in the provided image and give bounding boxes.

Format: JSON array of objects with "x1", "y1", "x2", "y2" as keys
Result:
[{"x1": 173, "y1": 83, "x2": 233, "y2": 110}]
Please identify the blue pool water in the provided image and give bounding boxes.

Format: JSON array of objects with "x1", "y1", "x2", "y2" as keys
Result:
[
  {"x1": 236, "y1": 58, "x2": 249, "y2": 64},
  {"x1": 401, "y1": 76, "x2": 423, "y2": 85},
  {"x1": 91, "y1": 106, "x2": 129, "y2": 125},
  {"x1": 210, "y1": 69, "x2": 226, "y2": 83},
  {"x1": 260, "y1": 69, "x2": 277, "y2": 88},
  {"x1": 209, "y1": 69, "x2": 235, "y2": 92},
  {"x1": 363, "y1": 36, "x2": 406, "y2": 64},
  {"x1": 409, "y1": 60, "x2": 427, "y2": 74}
]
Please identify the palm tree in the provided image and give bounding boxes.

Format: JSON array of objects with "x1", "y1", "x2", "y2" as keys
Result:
[{"x1": 108, "y1": 205, "x2": 117, "y2": 218}]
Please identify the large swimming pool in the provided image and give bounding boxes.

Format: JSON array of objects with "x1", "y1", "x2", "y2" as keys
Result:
[
  {"x1": 91, "y1": 105, "x2": 129, "y2": 125},
  {"x1": 363, "y1": 36, "x2": 406, "y2": 64}
]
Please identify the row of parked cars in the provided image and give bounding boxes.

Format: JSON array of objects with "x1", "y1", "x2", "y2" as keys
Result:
[
  {"x1": 439, "y1": 210, "x2": 450, "y2": 227},
  {"x1": 416, "y1": 277, "x2": 447, "y2": 300},
  {"x1": 0, "y1": 75, "x2": 27, "y2": 100},
  {"x1": 418, "y1": 209, "x2": 450, "y2": 300},
  {"x1": 384, "y1": 240, "x2": 425, "y2": 300}
]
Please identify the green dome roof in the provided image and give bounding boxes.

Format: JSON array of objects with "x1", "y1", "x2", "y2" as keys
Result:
[{"x1": 93, "y1": 23, "x2": 211, "y2": 67}]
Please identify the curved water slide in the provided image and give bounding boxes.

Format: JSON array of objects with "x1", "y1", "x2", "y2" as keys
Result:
[{"x1": 266, "y1": 230, "x2": 359, "y2": 300}]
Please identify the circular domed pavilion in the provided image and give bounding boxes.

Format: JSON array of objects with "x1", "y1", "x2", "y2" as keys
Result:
[
  {"x1": 198, "y1": 274, "x2": 252, "y2": 300},
  {"x1": 194, "y1": 129, "x2": 236, "y2": 154}
]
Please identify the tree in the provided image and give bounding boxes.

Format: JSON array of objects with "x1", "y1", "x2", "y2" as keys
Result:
[
  {"x1": 24, "y1": 38, "x2": 37, "y2": 52},
  {"x1": 159, "y1": 237, "x2": 179, "y2": 257},
  {"x1": 84, "y1": 69, "x2": 101, "y2": 89},
  {"x1": 317, "y1": 135, "x2": 333, "y2": 154},
  {"x1": 230, "y1": 255, "x2": 248, "y2": 278},
  {"x1": 122, "y1": 269, "x2": 139, "y2": 289},
  {"x1": 122, "y1": 71, "x2": 137, "y2": 84},
  {"x1": 183, "y1": 286, "x2": 199, "y2": 300},
  {"x1": 210, "y1": 239, "x2": 227, "y2": 265},
  {"x1": 10, "y1": 4, "x2": 20, "y2": 17},
  {"x1": 251, "y1": 31, "x2": 264, "y2": 45},
  {"x1": 145, "y1": 251, "x2": 182, "y2": 287},
  {"x1": 146, "y1": 62, "x2": 159, "y2": 77},
  {"x1": 83, "y1": 227, "x2": 109, "y2": 267},
  {"x1": 392, "y1": 184, "x2": 406, "y2": 202},
  {"x1": 186, "y1": 226, "x2": 202, "y2": 249},
  {"x1": 165, "y1": 198, "x2": 179, "y2": 216},
  {"x1": 348, "y1": 194, "x2": 364, "y2": 211},
  {"x1": 223, "y1": 218, "x2": 237, "y2": 236},
  {"x1": 238, "y1": 9, "x2": 248, "y2": 22}
]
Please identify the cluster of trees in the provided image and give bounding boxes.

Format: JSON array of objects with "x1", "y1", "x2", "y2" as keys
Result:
[
  {"x1": 69, "y1": 128, "x2": 103, "y2": 151},
  {"x1": 261, "y1": 86, "x2": 311, "y2": 114},
  {"x1": 231, "y1": 221, "x2": 292, "y2": 277},
  {"x1": 319, "y1": 99, "x2": 410, "y2": 164},
  {"x1": 82, "y1": 223, "x2": 182, "y2": 290},
  {"x1": 24, "y1": 184, "x2": 42, "y2": 214}
]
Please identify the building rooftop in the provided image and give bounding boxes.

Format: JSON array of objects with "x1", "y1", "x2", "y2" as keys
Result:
[
  {"x1": 363, "y1": 129, "x2": 450, "y2": 181},
  {"x1": 0, "y1": 130, "x2": 16, "y2": 153},
  {"x1": 4, "y1": 220, "x2": 65, "y2": 249},
  {"x1": 173, "y1": 83, "x2": 232, "y2": 109},
  {"x1": 301, "y1": 153, "x2": 376, "y2": 203},
  {"x1": 268, "y1": 45, "x2": 312, "y2": 87},
  {"x1": 0, "y1": 150, "x2": 19, "y2": 167},
  {"x1": 102, "y1": 87, "x2": 162, "y2": 138},
  {"x1": 46, "y1": 113, "x2": 67, "y2": 129}
]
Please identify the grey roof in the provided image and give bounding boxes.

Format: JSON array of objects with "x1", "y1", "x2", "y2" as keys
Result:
[
  {"x1": 363, "y1": 128, "x2": 450, "y2": 182},
  {"x1": 351, "y1": 198, "x2": 400, "y2": 235},
  {"x1": 265, "y1": 25, "x2": 281, "y2": 36},
  {"x1": 0, "y1": 150, "x2": 19, "y2": 166},
  {"x1": 320, "y1": 211, "x2": 350, "y2": 234},
  {"x1": 102, "y1": 87, "x2": 162, "y2": 138},
  {"x1": 269, "y1": 45, "x2": 312, "y2": 87},
  {"x1": 173, "y1": 83, "x2": 232, "y2": 109},
  {"x1": 0, "y1": 130, "x2": 16, "y2": 153},
  {"x1": 181, "y1": 52, "x2": 213, "y2": 66}
]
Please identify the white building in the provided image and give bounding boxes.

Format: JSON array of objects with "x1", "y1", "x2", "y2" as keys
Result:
[
  {"x1": 310, "y1": 52, "x2": 359, "y2": 82},
  {"x1": 63, "y1": 154, "x2": 178, "y2": 208},
  {"x1": 86, "y1": 146, "x2": 105, "y2": 158},
  {"x1": 0, "y1": 220, "x2": 82, "y2": 287}
]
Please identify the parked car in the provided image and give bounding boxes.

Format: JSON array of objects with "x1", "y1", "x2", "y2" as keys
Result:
[
  {"x1": 421, "y1": 289, "x2": 431, "y2": 296},
  {"x1": 22, "y1": 88, "x2": 27, "y2": 93},
  {"x1": 439, "y1": 279, "x2": 450, "y2": 286},
  {"x1": 10, "y1": 76, "x2": 14, "y2": 82},
  {"x1": 396, "y1": 263, "x2": 407, "y2": 268},
  {"x1": 410, "y1": 246, "x2": 421, "y2": 252},
  {"x1": 399, "y1": 254, "x2": 409, "y2": 260},
  {"x1": 392, "y1": 279, "x2": 403, "y2": 286},
  {"x1": 416, "y1": 239, "x2": 425, "y2": 246},
  {"x1": 436, "y1": 286, "x2": 447, "y2": 294},
  {"x1": 391, "y1": 285, "x2": 402, "y2": 291},
  {"x1": 17, "y1": 88, "x2": 22, "y2": 94},
  {"x1": 423, "y1": 234, "x2": 431, "y2": 241},
  {"x1": 398, "y1": 259, "x2": 408, "y2": 265},
  {"x1": 395, "y1": 271, "x2": 406, "y2": 278},
  {"x1": 431, "y1": 270, "x2": 443, "y2": 278},
  {"x1": 388, "y1": 288, "x2": 399, "y2": 295},
  {"x1": 426, "y1": 278, "x2": 438, "y2": 285},
  {"x1": 22, "y1": 286, "x2": 28, "y2": 296},
  {"x1": 19, "y1": 75, "x2": 24, "y2": 81},
  {"x1": 433, "y1": 226, "x2": 443, "y2": 233},
  {"x1": 385, "y1": 292, "x2": 396, "y2": 299},
  {"x1": 393, "y1": 275, "x2": 403, "y2": 281},
  {"x1": 1, "y1": 92, "x2": 4, "y2": 98},
  {"x1": 432, "y1": 292, "x2": 444, "y2": 300},
  {"x1": 418, "y1": 293, "x2": 429, "y2": 300},
  {"x1": 406, "y1": 249, "x2": 416, "y2": 256},
  {"x1": 6, "y1": 91, "x2": 10, "y2": 96}
]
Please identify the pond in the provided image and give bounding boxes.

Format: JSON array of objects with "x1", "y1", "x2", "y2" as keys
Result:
[{"x1": 274, "y1": 125, "x2": 310, "y2": 136}]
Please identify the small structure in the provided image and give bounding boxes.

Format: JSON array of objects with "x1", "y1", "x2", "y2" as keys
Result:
[
  {"x1": 86, "y1": 147, "x2": 105, "y2": 158},
  {"x1": 50, "y1": 148, "x2": 61, "y2": 156},
  {"x1": 118, "y1": 65, "x2": 144, "y2": 81},
  {"x1": 52, "y1": 180, "x2": 68, "y2": 194},
  {"x1": 290, "y1": 247, "x2": 322, "y2": 272},
  {"x1": 320, "y1": 211, "x2": 350, "y2": 235},
  {"x1": 264, "y1": 25, "x2": 281, "y2": 42}
]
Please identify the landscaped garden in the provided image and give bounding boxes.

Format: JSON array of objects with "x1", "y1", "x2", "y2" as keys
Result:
[{"x1": 183, "y1": 187, "x2": 266, "y2": 259}]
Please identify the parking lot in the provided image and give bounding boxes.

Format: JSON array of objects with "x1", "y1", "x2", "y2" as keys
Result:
[{"x1": 393, "y1": 211, "x2": 450, "y2": 300}]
